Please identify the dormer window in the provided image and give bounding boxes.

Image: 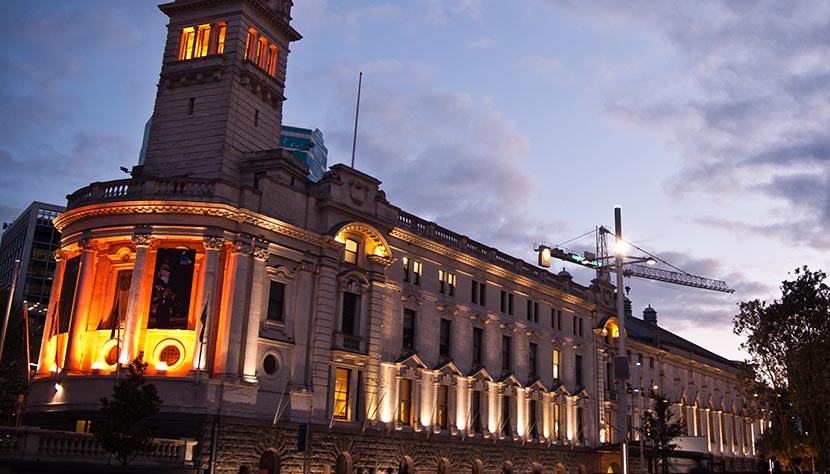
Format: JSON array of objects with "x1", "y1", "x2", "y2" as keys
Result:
[{"x1": 344, "y1": 238, "x2": 358, "y2": 264}]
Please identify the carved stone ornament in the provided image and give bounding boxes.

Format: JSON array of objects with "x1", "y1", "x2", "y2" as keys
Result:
[
  {"x1": 232, "y1": 240, "x2": 254, "y2": 255},
  {"x1": 253, "y1": 247, "x2": 269, "y2": 261},
  {"x1": 78, "y1": 238, "x2": 98, "y2": 250},
  {"x1": 131, "y1": 234, "x2": 153, "y2": 247},
  {"x1": 54, "y1": 249, "x2": 67, "y2": 261},
  {"x1": 203, "y1": 236, "x2": 224, "y2": 250},
  {"x1": 299, "y1": 261, "x2": 319, "y2": 273},
  {"x1": 348, "y1": 179, "x2": 369, "y2": 205}
]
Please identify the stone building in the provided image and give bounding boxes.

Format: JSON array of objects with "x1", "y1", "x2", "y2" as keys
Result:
[{"x1": 24, "y1": 1, "x2": 762, "y2": 473}]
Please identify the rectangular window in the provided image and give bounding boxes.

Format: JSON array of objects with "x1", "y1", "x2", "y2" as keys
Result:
[
  {"x1": 403, "y1": 257, "x2": 410, "y2": 282},
  {"x1": 529, "y1": 342, "x2": 538, "y2": 378},
  {"x1": 471, "y1": 280, "x2": 478, "y2": 303},
  {"x1": 245, "y1": 29, "x2": 257, "y2": 61},
  {"x1": 333, "y1": 368, "x2": 351, "y2": 420},
  {"x1": 439, "y1": 269, "x2": 446, "y2": 293},
  {"x1": 400, "y1": 378, "x2": 413, "y2": 426},
  {"x1": 471, "y1": 391, "x2": 482, "y2": 433},
  {"x1": 342, "y1": 292, "x2": 358, "y2": 335},
  {"x1": 439, "y1": 270, "x2": 456, "y2": 296},
  {"x1": 533, "y1": 302, "x2": 539, "y2": 323},
  {"x1": 575, "y1": 354, "x2": 583, "y2": 386},
  {"x1": 439, "y1": 319, "x2": 451, "y2": 358},
  {"x1": 501, "y1": 395, "x2": 511, "y2": 436},
  {"x1": 606, "y1": 362, "x2": 614, "y2": 394},
  {"x1": 578, "y1": 317, "x2": 584, "y2": 337},
  {"x1": 256, "y1": 36, "x2": 268, "y2": 68},
  {"x1": 649, "y1": 356, "x2": 655, "y2": 369},
  {"x1": 527, "y1": 299, "x2": 532, "y2": 321},
  {"x1": 437, "y1": 385, "x2": 449, "y2": 429},
  {"x1": 572, "y1": 314, "x2": 578, "y2": 335},
  {"x1": 500, "y1": 290, "x2": 507, "y2": 312},
  {"x1": 480, "y1": 282, "x2": 486, "y2": 306},
  {"x1": 266, "y1": 45, "x2": 278, "y2": 76},
  {"x1": 529, "y1": 400, "x2": 539, "y2": 439},
  {"x1": 472, "y1": 327, "x2": 483, "y2": 366},
  {"x1": 552, "y1": 349, "x2": 561, "y2": 380},
  {"x1": 215, "y1": 24, "x2": 226, "y2": 54},
  {"x1": 501, "y1": 335, "x2": 511, "y2": 372},
  {"x1": 179, "y1": 27, "x2": 196, "y2": 60},
  {"x1": 447, "y1": 272, "x2": 456, "y2": 296},
  {"x1": 194, "y1": 24, "x2": 211, "y2": 58},
  {"x1": 412, "y1": 260, "x2": 422, "y2": 285},
  {"x1": 266, "y1": 281, "x2": 285, "y2": 322},
  {"x1": 74, "y1": 419, "x2": 91, "y2": 433},
  {"x1": 552, "y1": 402, "x2": 561, "y2": 440},
  {"x1": 344, "y1": 238, "x2": 358, "y2": 264},
  {"x1": 402, "y1": 309, "x2": 416, "y2": 351},
  {"x1": 577, "y1": 407, "x2": 584, "y2": 442}
]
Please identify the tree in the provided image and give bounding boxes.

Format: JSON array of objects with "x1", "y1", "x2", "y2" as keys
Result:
[
  {"x1": 91, "y1": 352, "x2": 162, "y2": 470},
  {"x1": 0, "y1": 298, "x2": 31, "y2": 426},
  {"x1": 642, "y1": 394, "x2": 683, "y2": 474},
  {"x1": 733, "y1": 267, "x2": 830, "y2": 473}
]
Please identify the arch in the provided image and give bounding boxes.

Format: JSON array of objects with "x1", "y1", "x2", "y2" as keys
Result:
[
  {"x1": 472, "y1": 459, "x2": 484, "y2": 474},
  {"x1": 596, "y1": 315, "x2": 621, "y2": 338},
  {"x1": 336, "y1": 453, "x2": 354, "y2": 474},
  {"x1": 607, "y1": 462, "x2": 622, "y2": 473},
  {"x1": 331, "y1": 221, "x2": 393, "y2": 259},
  {"x1": 259, "y1": 449, "x2": 281, "y2": 474},
  {"x1": 400, "y1": 455, "x2": 415, "y2": 474},
  {"x1": 438, "y1": 458, "x2": 452, "y2": 474}
]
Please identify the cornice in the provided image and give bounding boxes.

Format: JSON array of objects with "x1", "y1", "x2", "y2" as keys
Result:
[
  {"x1": 390, "y1": 227, "x2": 594, "y2": 310},
  {"x1": 53, "y1": 201, "x2": 325, "y2": 247}
]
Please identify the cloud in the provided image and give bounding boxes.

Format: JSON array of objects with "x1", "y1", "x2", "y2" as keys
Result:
[
  {"x1": 419, "y1": 0, "x2": 482, "y2": 25},
  {"x1": 553, "y1": 0, "x2": 830, "y2": 249},
  {"x1": 516, "y1": 54, "x2": 569, "y2": 78}
]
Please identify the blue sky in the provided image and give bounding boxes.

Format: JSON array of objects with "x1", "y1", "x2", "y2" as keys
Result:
[{"x1": 2, "y1": 1, "x2": 829, "y2": 360}]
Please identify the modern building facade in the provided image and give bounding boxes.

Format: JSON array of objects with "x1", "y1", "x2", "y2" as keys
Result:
[
  {"x1": 23, "y1": 1, "x2": 762, "y2": 474},
  {"x1": 280, "y1": 125, "x2": 328, "y2": 182},
  {"x1": 0, "y1": 202, "x2": 64, "y2": 320}
]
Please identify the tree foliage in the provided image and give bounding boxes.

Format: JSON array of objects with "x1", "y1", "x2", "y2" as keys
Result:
[
  {"x1": 642, "y1": 394, "x2": 683, "y2": 474},
  {"x1": 733, "y1": 266, "x2": 830, "y2": 472},
  {"x1": 0, "y1": 299, "x2": 34, "y2": 427},
  {"x1": 91, "y1": 353, "x2": 162, "y2": 468}
]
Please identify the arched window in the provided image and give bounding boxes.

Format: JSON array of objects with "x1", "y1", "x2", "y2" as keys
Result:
[
  {"x1": 336, "y1": 453, "x2": 353, "y2": 474},
  {"x1": 259, "y1": 449, "x2": 281, "y2": 474}
]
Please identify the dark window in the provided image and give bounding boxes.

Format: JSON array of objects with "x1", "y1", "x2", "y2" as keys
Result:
[
  {"x1": 572, "y1": 314, "x2": 578, "y2": 335},
  {"x1": 500, "y1": 290, "x2": 507, "y2": 312},
  {"x1": 342, "y1": 292, "x2": 358, "y2": 335},
  {"x1": 472, "y1": 327, "x2": 483, "y2": 365},
  {"x1": 501, "y1": 395, "x2": 511, "y2": 436},
  {"x1": 529, "y1": 342, "x2": 538, "y2": 378},
  {"x1": 480, "y1": 283, "x2": 486, "y2": 306},
  {"x1": 501, "y1": 336, "x2": 511, "y2": 372},
  {"x1": 471, "y1": 391, "x2": 482, "y2": 433},
  {"x1": 575, "y1": 354, "x2": 583, "y2": 386},
  {"x1": 577, "y1": 407, "x2": 584, "y2": 442},
  {"x1": 508, "y1": 293, "x2": 513, "y2": 314},
  {"x1": 530, "y1": 400, "x2": 539, "y2": 439},
  {"x1": 402, "y1": 309, "x2": 416, "y2": 350},
  {"x1": 471, "y1": 280, "x2": 478, "y2": 304},
  {"x1": 267, "y1": 281, "x2": 285, "y2": 322},
  {"x1": 527, "y1": 300, "x2": 532, "y2": 321},
  {"x1": 439, "y1": 319, "x2": 451, "y2": 358},
  {"x1": 533, "y1": 302, "x2": 539, "y2": 323},
  {"x1": 578, "y1": 317, "x2": 583, "y2": 337},
  {"x1": 649, "y1": 356, "x2": 655, "y2": 369}
]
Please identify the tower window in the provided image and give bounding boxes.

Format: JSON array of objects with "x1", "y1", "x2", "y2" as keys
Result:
[
  {"x1": 179, "y1": 27, "x2": 195, "y2": 60},
  {"x1": 215, "y1": 24, "x2": 226, "y2": 54},
  {"x1": 194, "y1": 24, "x2": 211, "y2": 58},
  {"x1": 245, "y1": 28, "x2": 258, "y2": 61},
  {"x1": 266, "y1": 45, "x2": 278, "y2": 76},
  {"x1": 256, "y1": 36, "x2": 268, "y2": 68}
]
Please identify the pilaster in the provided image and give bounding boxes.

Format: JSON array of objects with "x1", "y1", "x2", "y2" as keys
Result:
[
  {"x1": 242, "y1": 245, "x2": 269, "y2": 382},
  {"x1": 122, "y1": 233, "x2": 154, "y2": 363}
]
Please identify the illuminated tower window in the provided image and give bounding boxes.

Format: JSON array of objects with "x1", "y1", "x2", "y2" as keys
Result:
[
  {"x1": 245, "y1": 28, "x2": 258, "y2": 61},
  {"x1": 179, "y1": 27, "x2": 195, "y2": 60},
  {"x1": 194, "y1": 24, "x2": 211, "y2": 58},
  {"x1": 215, "y1": 24, "x2": 226, "y2": 54}
]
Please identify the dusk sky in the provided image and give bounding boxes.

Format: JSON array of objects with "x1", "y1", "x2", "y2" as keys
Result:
[{"x1": 2, "y1": 1, "x2": 829, "y2": 360}]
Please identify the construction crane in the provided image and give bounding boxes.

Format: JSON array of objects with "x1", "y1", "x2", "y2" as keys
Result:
[{"x1": 534, "y1": 226, "x2": 734, "y2": 293}]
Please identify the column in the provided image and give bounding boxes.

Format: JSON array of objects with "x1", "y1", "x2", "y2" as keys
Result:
[
  {"x1": 36, "y1": 251, "x2": 66, "y2": 376},
  {"x1": 121, "y1": 234, "x2": 153, "y2": 363},
  {"x1": 193, "y1": 236, "x2": 223, "y2": 373},
  {"x1": 64, "y1": 239, "x2": 98, "y2": 374},
  {"x1": 242, "y1": 246, "x2": 268, "y2": 382},
  {"x1": 213, "y1": 238, "x2": 252, "y2": 378}
]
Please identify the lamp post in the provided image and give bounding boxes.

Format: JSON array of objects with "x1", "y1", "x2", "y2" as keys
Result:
[{"x1": 613, "y1": 207, "x2": 630, "y2": 474}]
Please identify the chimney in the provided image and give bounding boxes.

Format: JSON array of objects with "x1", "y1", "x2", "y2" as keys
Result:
[{"x1": 643, "y1": 305, "x2": 657, "y2": 325}]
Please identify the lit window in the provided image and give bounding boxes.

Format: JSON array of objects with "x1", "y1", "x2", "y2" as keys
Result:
[
  {"x1": 74, "y1": 420, "x2": 92, "y2": 433},
  {"x1": 256, "y1": 36, "x2": 268, "y2": 68},
  {"x1": 215, "y1": 24, "x2": 226, "y2": 54},
  {"x1": 245, "y1": 29, "x2": 257, "y2": 61},
  {"x1": 333, "y1": 368, "x2": 351, "y2": 420},
  {"x1": 552, "y1": 402, "x2": 562, "y2": 440},
  {"x1": 266, "y1": 45, "x2": 278, "y2": 76},
  {"x1": 402, "y1": 257, "x2": 410, "y2": 282},
  {"x1": 194, "y1": 24, "x2": 211, "y2": 58},
  {"x1": 439, "y1": 269, "x2": 446, "y2": 293},
  {"x1": 447, "y1": 272, "x2": 456, "y2": 296},
  {"x1": 552, "y1": 349, "x2": 560, "y2": 380},
  {"x1": 437, "y1": 385, "x2": 449, "y2": 429},
  {"x1": 412, "y1": 260, "x2": 422, "y2": 285},
  {"x1": 179, "y1": 27, "x2": 196, "y2": 60},
  {"x1": 267, "y1": 281, "x2": 285, "y2": 322},
  {"x1": 344, "y1": 238, "x2": 358, "y2": 264},
  {"x1": 399, "y1": 378, "x2": 413, "y2": 426}
]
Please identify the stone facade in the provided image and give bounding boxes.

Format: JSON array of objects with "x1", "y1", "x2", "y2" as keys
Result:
[{"x1": 22, "y1": 2, "x2": 764, "y2": 474}]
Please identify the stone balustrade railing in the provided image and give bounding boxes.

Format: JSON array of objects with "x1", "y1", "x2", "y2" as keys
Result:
[
  {"x1": 65, "y1": 176, "x2": 241, "y2": 211},
  {"x1": 0, "y1": 426, "x2": 196, "y2": 467}
]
